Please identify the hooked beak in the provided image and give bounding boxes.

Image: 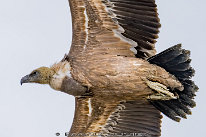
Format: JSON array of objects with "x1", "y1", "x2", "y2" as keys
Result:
[{"x1": 20, "y1": 75, "x2": 30, "y2": 85}]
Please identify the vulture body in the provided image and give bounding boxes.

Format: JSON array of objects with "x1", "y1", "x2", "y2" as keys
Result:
[{"x1": 21, "y1": 0, "x2": 198, "y2": 137}]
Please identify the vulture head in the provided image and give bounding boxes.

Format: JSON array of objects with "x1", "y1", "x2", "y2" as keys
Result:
[
  {"x1": 21, "y1": 61, "x2": 87, "y2": 96},
  {"x1": 20, "y1": 67, "x2": 55, "y2": 85}
]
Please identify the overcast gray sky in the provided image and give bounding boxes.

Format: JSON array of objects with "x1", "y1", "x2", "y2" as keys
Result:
[{"x1": 0, "y1": 0, "x2": 205, "y2": 137}]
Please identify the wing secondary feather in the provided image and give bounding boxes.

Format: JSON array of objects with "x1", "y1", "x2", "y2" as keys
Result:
[
  {"x1": 68, "y1": 0, "x2": 160, "y2": 59},
  {"x1": 69, "y1": 97, "x2": 162, "y2": 137}
]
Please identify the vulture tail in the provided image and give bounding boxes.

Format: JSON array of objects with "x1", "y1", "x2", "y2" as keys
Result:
[{"x1": 147, "y1": 44, "x2": 198, "y2": 122}]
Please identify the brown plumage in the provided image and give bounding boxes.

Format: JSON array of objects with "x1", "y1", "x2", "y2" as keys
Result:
[{"x1": 21, "y1": 0, "x2": 198, "y2": 137}]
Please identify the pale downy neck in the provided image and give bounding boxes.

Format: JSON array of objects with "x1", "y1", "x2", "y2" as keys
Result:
[{"x1": 50, "y1": 61, "x2": 87, "y2": 96}]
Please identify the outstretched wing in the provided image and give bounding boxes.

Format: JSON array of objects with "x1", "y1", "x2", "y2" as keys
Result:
[
  {"x1": 68, "y1": 0, "x2": 160, "y2": 59},
  {"x1": 68, "y1": 97, "x2": 162, "y2": 137}
]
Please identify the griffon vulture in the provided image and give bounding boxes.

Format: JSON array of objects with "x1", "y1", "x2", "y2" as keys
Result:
[{"x1": 21, "y1": 0, "x2": 198, "y2": 136}]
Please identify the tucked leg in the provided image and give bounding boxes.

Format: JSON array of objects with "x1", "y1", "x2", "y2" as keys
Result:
[{"x1": 145, "y1": 79, "x2": 178, "y2": 100}]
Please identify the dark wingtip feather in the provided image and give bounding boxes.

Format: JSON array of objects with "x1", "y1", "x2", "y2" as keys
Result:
[
  {"x1": 148, "y1": 44, "x2": 182, "y2": 64},
  {"x1": 148, "y1": 44, "x2": 198, "y2": 122},
  {"x1": 150, "y1": 101, "x2": 181, "y2": 122}
]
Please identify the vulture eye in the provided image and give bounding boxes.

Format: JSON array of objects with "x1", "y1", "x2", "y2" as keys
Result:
[{"x1": 30, "y1": 71, "x2": 38, "y2": 76}]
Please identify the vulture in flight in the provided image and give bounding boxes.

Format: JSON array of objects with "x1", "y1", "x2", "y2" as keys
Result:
[{"x1": 21, "y1": 0, "x2": 198, "y2": 136}]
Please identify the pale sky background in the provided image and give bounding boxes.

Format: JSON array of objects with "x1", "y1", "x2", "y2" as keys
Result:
[{"x1": 0, "y1": 0, "x2": 205, "y2": 137}]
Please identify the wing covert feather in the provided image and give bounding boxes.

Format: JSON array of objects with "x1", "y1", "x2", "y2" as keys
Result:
[
  {"x1": 69, "y1": 97, "x2": 162, "y2": 137},
  {"x1": 68, "y1": 0, "x2": 160, "y2": 59}
]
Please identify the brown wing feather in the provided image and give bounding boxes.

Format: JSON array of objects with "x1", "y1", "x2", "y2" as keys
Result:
[
  {"x1": 108, "y1": 100, "x2": 162, "y2": 137},
  {"x1": 68, "y1": 0, "x2": 160, "y2": 60},
  {"x1": 69, "y1": 97, "x2": 90, "y2": 134},
  {"x1": 69, "y1": 97, "x2": 162, "y2": 137}
]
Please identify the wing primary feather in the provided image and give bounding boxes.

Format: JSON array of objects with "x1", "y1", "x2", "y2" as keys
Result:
[{"x1": 69, "y1": 0, "x2": 160, "y2": 59}]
